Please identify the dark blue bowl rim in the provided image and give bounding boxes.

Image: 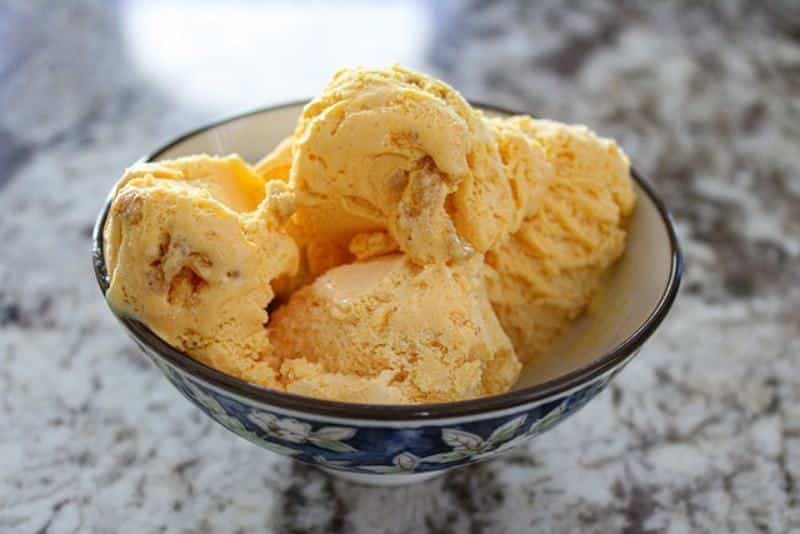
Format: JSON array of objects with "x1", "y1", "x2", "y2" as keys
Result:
[{"x1": 92, "y1": 100, "x2": 684, "y2": 421}]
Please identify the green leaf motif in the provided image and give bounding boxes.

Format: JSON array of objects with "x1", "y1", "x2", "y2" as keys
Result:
[
  {"x1": 313, "y1": 426, "x2": 357, "y2": 441},
  {"x1": 487, "y1": 415, "x2": 527, "y2": 446},
  {"x1": 223, "y1": 417, "x2": 248, "y2": 434},
  {"x1": 441, "y1": 429, "x2": 483, "y2": 452},
  {"x1": 531, "y1": 403, "x2": 567, "y2": 434},
  {"x1": 224, "y1": 424, "x2": 301, "y2": 456},
  {"x1": 309, "y1": 437, "x2": 358, "y2": 453}
]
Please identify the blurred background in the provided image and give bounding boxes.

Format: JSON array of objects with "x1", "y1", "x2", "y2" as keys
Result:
[{"x1": 1, "y1": 1, "x2": 798, "y2": 532}]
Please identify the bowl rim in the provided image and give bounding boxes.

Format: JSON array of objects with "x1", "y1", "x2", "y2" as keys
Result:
[{"x1": 92, "y1": 100, "x2": 684, "y2": 421}]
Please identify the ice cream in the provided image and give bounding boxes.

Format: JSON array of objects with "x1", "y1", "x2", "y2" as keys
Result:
[
  {"x1": 103, "y1": 155, "x2": 298, "y2": 387},
  {"x1": 288, "y1": 65, "x2": 525, "y2": 267},
  {"x1": 487, "y1": 116, "x2": 553, "y2": 227},
  {"x1": 254, "y1": 136, "x2": 293, "y2": 181},
  {"x1": 485, "y1": 117, "x2": 636, "y2": 362},
  {"x1": 102, "y1": 65, "x2": 636, "y2": 405},
  {"x1": 269, "y1": 254, "x2": 520, "y2": 403}
]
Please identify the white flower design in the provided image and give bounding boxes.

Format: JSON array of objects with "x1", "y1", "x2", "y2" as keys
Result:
[
  {"x1": 394, "y1": 452, "x2": 419, "y2": 471},
  {"x1": 247, "y1": 412, "x2": 357, "y2": 452},
  {"x1": 450, "y1": 400, "x2": 567, "y2": 460},
  {"x1": 422, "y1": 415, "x2": 528, "y2": 464},
  {"x1": 247, "y1": 413, "x2": 312, "y2": 443},
  {"x1": 181, "y1": 380, "x2": 300, "y2": 456},
  {"x1": 178, "y1": 379, "x2": 356, "y2": 456}
]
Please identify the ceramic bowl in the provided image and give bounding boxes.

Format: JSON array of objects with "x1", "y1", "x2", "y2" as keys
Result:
[{"x1": 92, "y1": 102, "x2": 683, "y2": 486}]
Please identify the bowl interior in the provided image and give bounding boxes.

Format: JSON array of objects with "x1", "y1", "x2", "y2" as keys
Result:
[
  {"x1": 151, "y1": 103, "x2": 675, "y2": 391},
  {"x1": 514, "y1": 181, "x2": 669, "y2": 388}
]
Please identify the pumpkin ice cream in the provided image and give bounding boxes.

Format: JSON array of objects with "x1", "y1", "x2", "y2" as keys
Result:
[
  {"x1": 103, "y1": 155, "x2": 298, "y2": 387},
  {"x1": 101, "y1": 65, "x2": 636, "y2": 405},
  {"x1": 485, "y1": 117, "x2": 636, "y2": 362},
  {"x1": 269, "y1": 255, "x2": 520, "y2": 404},
  {"x1": 254, "y1": 136, "x2": 293, "y2": 182},
  {"x1": 288, "y1": 65, "x2": 526, "y2": 268}
]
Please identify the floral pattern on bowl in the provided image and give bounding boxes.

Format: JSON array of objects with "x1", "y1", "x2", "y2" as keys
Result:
[{"x1": 150, "y1": 351, "x2": 615, "y2": 474}]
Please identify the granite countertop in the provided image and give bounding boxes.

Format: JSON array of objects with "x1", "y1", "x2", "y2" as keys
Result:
[{"x1": 1, "y1": 1, "x2": 799, "y2": 532}]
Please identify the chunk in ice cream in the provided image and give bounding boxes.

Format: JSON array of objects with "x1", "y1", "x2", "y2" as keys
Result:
[{"x1": 103, "y1": 155, "x2": 298, "y2": 387}]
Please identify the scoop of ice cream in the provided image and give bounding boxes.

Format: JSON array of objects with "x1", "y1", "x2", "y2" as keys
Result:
[
  {"x1": 485, "y1": 118, "x2": 636, "y2": 362},
  {"x1": 289, "y1": 65, "x2": 523, "y2": 266},
  {"x1": 268, "y1": 254, "x2": 521, "y2": 403},
  {"x1": 104, "y1": 155, "x2": 299, "y2": 387}
]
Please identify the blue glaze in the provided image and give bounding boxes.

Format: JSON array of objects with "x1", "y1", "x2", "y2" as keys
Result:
[{"x1": 150, "y1": 352, "x2": 615, "y2": 475}]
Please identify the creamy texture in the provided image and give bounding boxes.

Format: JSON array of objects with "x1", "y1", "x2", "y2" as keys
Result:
[
  {"x1": 485, "y1": 118, "x2": 636, "y2": 362},
  {"x1": 288, "y1": 65, "x2": 525, "y2": 267},
  {"x1": 254, "y1": 136, "x2": 293, "y2": 181},
  {"x1": 102, "y1": 67, "x2": 635, "y2": 405},
  {"x1": 256, "y1": 135, "x2": 359, "y2": 297},
  {"x1": 487, "y1": 116, "x2": 554, "y2": 227},
  {"x1": 269, "y1": 255, "x2": 521, "y2": 404},
  {"x1": 104, "y1": 155, "x2": 298, "y2": 387}
]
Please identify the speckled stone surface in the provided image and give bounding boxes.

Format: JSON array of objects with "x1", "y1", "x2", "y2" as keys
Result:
[{"x1": 1, "y1": 1, "x2": 799, "y2": 532}]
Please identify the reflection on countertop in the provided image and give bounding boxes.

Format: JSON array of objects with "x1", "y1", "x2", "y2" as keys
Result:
[{"x1": 1, "y1": 0, "x2": 799, "y2": 532}]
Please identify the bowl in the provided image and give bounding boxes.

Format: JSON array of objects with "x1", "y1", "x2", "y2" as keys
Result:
[{"x1": 92, "y1": 102, "x2": 683, "y2": 486}]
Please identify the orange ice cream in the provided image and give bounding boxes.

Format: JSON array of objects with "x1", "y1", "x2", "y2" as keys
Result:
[
  {"x1": 485, "y1": 118, "x2": 635, "y2": 362},
  {"x1": 269, "y1": 255, "x2": 520, "y2": 404},
  {"x1": 288, "y1": 65, "x2": 525, "y2": 268},
  {"x1": 103, "y1": 66, "x2": 635, "y2": 405},
  {"x1": 103, "y1": 155, "x2": 298, "y2": 387},
  {"x1": 254, "y1": 136, "x2": 293, "y2": 182}
]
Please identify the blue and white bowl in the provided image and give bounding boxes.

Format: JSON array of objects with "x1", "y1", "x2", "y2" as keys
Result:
[{"x1": 93, "y1": 102, "x2": 683, "y2": 485}]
